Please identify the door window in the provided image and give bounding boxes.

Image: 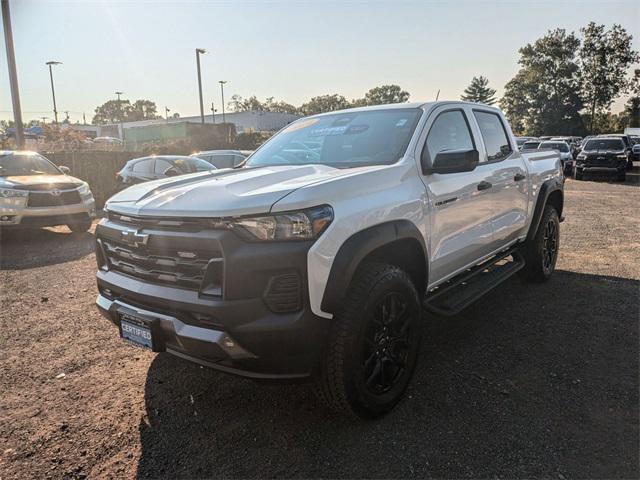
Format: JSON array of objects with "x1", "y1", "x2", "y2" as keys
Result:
[
  {"x1": 131, "y1": 159, "x2": 153, "y2": 173},
  {"x1": 425, "y1": 110, "x2": 474, "y2": 163},
  {"x1": 154, "y1": 158, "x2": 173, "y2": 174},
  {"x1": 473, "y1": 111, "x2": 512, "y2": 162}
]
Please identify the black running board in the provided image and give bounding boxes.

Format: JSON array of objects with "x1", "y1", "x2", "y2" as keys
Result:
[{"x1": 423, "y1": 248, "x2": 525, "y2": 317}]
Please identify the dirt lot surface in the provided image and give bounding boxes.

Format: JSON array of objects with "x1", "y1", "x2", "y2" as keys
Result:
[{"x1": 1, "y1": 178, "x2": 638, "y2": 479}]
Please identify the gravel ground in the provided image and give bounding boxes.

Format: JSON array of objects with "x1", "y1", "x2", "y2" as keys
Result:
[{"x1": 0, "y1": 178, "x2": 638, "y2": 479}]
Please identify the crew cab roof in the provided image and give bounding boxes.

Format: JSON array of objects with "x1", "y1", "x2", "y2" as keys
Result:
[{"x1": 308, "y1": 100, "x2": 503, "y2": 118}]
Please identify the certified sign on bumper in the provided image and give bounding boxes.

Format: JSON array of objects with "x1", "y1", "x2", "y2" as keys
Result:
[{"x1": 120, "y1": 313, "x2": 153, "y2": 349}]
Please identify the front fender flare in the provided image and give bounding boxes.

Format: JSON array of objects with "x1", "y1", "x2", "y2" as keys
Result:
[{"x1": 320, "y1": 220, "x2": 428, "y2": 314}]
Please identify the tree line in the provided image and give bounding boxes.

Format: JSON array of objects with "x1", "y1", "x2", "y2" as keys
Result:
[{"x1": 87, "y1": 22, "x2": 638, "y2": 136}]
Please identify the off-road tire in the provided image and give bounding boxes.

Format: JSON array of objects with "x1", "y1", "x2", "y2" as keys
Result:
[
  {"x1": 313, "y1": 262, "x2": 422, "y2": 419},
  {"x1": 67, "y1": 217, "x2": 92, "y2": 233},
  {"x1": 519, "y1": 205, "x2": 560, "y2": 283}
]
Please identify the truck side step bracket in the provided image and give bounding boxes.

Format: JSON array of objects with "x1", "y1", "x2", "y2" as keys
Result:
[{"x1": 423, "y1": 248, "x2": 525, "y2": 317}]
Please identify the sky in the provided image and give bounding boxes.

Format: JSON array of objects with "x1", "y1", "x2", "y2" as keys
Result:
[{"x1": 1, "y1": 0, "x2": 639, "y2": 123}]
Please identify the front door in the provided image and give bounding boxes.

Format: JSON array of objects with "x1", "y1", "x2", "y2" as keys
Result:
[{"x1": 417, "y1": 106, "x2": 499, "y2": 286}]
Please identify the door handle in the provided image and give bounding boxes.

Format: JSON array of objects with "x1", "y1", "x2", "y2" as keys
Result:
[
  {"x1": 477, "y1": 181, "x2": 492, "y2": 191},
  {"x1": 514, "y1": 173, "x2": 526, "y2": 181}
]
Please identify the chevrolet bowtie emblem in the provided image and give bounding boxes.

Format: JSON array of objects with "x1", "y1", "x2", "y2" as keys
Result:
[{"x1": 121, "y1": 228, "x2": 149, "y2": 248}]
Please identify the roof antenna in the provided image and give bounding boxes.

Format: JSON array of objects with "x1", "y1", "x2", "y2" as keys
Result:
[{"x1": 435, "y1": 89, "x2": 440, "y2": 101}]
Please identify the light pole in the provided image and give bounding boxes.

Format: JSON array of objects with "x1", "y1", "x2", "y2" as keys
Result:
[
  {"x1": 2, "y1": 0, "x2": 24, "y2": 149},
  {"x1": 115, "y1": 91, "x2": 124, "y2": 140},
  {"x1": 195, "y1": 48, "x2": 207, "y2": 124},
  {"x1": 45, "y1": 61, "x2": 62, "y2": 124},
  {"x1": 211, "y1": 101, "x2": 216, "y2": 124},
  {"x1": 219, "y1": 80, "x2": 228, "y2": 124},
  {"x1": 165, "y1": 106, "x2": 170, "y2": 122}
]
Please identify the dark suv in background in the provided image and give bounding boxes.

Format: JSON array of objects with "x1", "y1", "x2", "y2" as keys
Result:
[
  {"x1": 575, "y1": 137, "x2": 629, "y2": 181},
  {"x1": 116, "y1": 155, "x2": 216, "y2": 187}
]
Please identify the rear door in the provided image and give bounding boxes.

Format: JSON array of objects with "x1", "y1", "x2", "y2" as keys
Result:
[
  {"x1": 130, "y1": 158, "x2": 156, "y2": 183},
  {"x1": 418, "y1": 105, "x2": 500, "y2": 285},
  {"x1": 153, "y1": 158, "x2": 174, "y2": 178},
  {"x1": 471, "y1": 109, "x2": 529, "y2": 247}
]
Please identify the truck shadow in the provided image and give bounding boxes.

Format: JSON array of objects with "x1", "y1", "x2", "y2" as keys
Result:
[
  {"x1": 137, "y1": 270, "x2": 639, "y2": 479},
  {"x1": 0, "y1": 224, "x2": 96, "y2": 270}
]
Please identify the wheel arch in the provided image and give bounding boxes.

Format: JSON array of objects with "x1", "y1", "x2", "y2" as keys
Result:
[
  {"x1": 320, "y1": 220, "x2": 428, "y2": 314},
  {"x1": 526, "y1": 178, "x2": 564, "y2": 244}
]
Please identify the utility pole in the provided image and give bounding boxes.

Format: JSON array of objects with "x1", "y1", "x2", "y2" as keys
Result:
[
  {"x1": 115, "y1": 91, "x2": 124, "y2": 139},
  {"x1": 82, "y1": 112, "x2": 86, "y2": 125},
  {"x1": 195, "y1": 48, "x2": 207, "y2": 124},
  {"x1": 219, "y1": 80, "x2": 228, "y2": 124},
  {"x1": 2, "y1": 0, "x2": 25, "y2": 149},
  {"x1": 45, "y1": 60, "x2": 62, "y2": 123},
  {"x1": 165, "y1": 106, "x2": 170, "y2": 122},
  {"x1": 211, "y1": 101, "x2": 216, "y2": 123},
  {"x1": 40, "y1": 116, "x2": 48, "y2": 124}
]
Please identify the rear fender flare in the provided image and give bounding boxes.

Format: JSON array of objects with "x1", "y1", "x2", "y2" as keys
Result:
[{"x1": 526, "y1": 178, "x2": 563, "y2": 243}]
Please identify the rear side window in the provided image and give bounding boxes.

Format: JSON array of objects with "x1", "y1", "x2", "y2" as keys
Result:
[
  {"x1": 154, "y1": 158, "x2": 173, "y2": 174},
  {"x1": 425, "y1": 110, "x2": 474, "y2": 163},
  {"x1": 473, "y1": 111, "x2": 512, "y2": 162},
  {"x1": 131, "y1": 159, "x2": 153, "y2": 173}
]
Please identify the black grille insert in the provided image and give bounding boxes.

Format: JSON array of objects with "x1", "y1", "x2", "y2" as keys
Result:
[
  {"x1": 102, "y1": 239, "x2": 222, "y2": 292},
  {"x1": 28, "y1": 190, "x2": 81, "y2": 207}
]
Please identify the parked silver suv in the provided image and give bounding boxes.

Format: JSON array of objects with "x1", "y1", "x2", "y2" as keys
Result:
[{"x1": 0, "y1": 151, "x2": 95, "y2": 232}]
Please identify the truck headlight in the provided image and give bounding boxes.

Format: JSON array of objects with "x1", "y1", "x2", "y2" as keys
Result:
[
  {"x1": 0, "y1": 188, "x2": 28, "y2": 198},
  {"x1": 616, "y1": 154, "x2": 628, "y2": 160},
  {"x1": 576, "y1": 154, "x2": 586, "y2": 160},
  {"x1": 228, "y1": 205, "x2": 333, "y2": 241}
]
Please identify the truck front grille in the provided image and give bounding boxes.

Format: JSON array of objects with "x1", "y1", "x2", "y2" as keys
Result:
[
  {"x1": 102, "y1": 239, "x2": 221, "y2": 292},
  {"x1": 28, "y1": 190, "x2": 81, "y2": 207}
]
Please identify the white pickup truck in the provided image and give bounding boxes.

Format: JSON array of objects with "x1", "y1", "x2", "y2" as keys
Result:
[{"x1": 95, "y1": 101, "x2": 564, "y2": 418}]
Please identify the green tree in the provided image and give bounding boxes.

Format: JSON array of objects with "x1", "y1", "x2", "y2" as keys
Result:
[
  {"x1": 299, "y1": 94, "x2": 350, "y2": 115},
  {"x1": 228, "y1": 95, "x2": 265, "y2": 112},
  {"x1": 354, "y1": 84, "x2": 410, "y2": 106},
  {"x1": 128, "y1": 100, "x2": 161, "y2": 121},
  {"x1": 617, "y1": 69, "x2": 640, "y2": 129},
  {"x1": 92, "y1": 99, "x2": 131, "y2": 124},
  {"x1": 92, "y1": 98, "x2": 161, "y2": 124},
  {"x1": 579, "y1": 23, "x2": 639, "y2": 134},
  {"x1": 460, "y1": 76, "x2": 497, "y2": 105},
  {"x1": 500, "y1": 29, "x2": 584, "y2": 136},
  {"x1": 228, "y1": 95, "x2": 299, "y2": 114}
]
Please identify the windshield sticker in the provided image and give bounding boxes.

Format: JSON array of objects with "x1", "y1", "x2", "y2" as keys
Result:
[
  {"x1": 344, "y1": 124, "x2": 369, "y2": 135},
  {"x1": 309, "y1": 126, "x2": 349, "y2": 137},
  {"x1": 396, "y1": 118, "x2": 408, "y2": 127},
  {"x1": 283, "y1": 118, "x2": 319, "y2": 133}
]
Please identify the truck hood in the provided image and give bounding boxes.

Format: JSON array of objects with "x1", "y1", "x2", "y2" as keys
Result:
[{"x1": 106, "y1": 164, "x2": 379, "y2": 217}]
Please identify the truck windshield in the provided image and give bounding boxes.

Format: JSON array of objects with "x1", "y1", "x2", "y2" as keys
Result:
[
  {"x1": 245, "y1": 108, "x2": 422, "y2": 169},
  {"x1": 0, "y1": 153, "x2": 61, "y2": 176},
  {"x1": 584, "y1": 139, "x2": 625, "y2": 151}
]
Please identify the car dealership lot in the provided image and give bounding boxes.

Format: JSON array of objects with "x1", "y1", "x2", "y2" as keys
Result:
[{"x1": 0, "y1": 179, "x2": 638, "y2": 479}]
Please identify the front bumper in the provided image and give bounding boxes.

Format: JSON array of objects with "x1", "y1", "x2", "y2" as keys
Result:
[
  {"x1": 0, "y1": 197, "x2": 95, "y2": 226},
  {"x1": 95, "y1": 217, "x2": 330, "y2": 380}
]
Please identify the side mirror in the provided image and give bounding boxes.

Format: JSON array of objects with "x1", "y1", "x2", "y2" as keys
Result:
[
  {"x1": 421, "y1": 148, "x2": 479, "y2": 175},
  {"x1": 59, "y1": 166, "x2": 71, "y2": 175},
  {"x1": 163, "y1": 167, "x2": 181, "y2": 177}
]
